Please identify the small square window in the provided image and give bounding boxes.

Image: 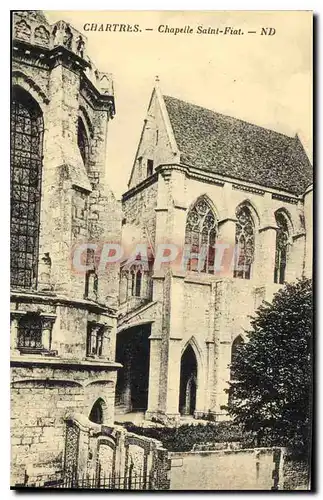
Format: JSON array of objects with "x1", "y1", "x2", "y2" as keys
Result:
[{"x1": 18, "y1": 314, "x2": 43, "y2": 350}]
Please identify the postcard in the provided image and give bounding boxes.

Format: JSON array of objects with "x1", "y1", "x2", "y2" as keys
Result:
[{"x1": 10, "y1": 10, "x2": 313, "y2": 490}]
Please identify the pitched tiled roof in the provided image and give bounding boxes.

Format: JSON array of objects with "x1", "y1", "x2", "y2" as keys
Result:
[{"x1": 163, "y1": 95, "x2": 312, "y2": 196}]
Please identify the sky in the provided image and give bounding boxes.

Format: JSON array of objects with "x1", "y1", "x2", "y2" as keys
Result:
[{"x1": 45, "y1": 10, "x2": 312, "y2": 199}]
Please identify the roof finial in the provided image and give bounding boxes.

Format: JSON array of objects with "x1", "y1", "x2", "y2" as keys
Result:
[{"x1": 154, "y1": 75, "x2": 160, "y2": 89}]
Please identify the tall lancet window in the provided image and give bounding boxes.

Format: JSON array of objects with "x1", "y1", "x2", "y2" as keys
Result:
[
  {"x1": 11, "y1": 87, "x2": 44, "y2": 289},
  {"x1": 185, "y1": 197, "x2": 217, "y2": 273},
  {"x1": 233, "y1": 206, "x2": 255, "y2": 280},
  {"x1": 230, "y1": 335, "x2": 245, "y2": 380},
  {"x1": 274, "y1": 212, "x2": 289, "y2": 284},
  {"x1": 77, "y1": 117, "x2": 89, "y2": 169}
]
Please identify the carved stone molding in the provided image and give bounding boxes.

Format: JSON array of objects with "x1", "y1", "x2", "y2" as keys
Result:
[
  {"x1": 272, "y1": 193, "x2": 298, "y2": 204},
  {"x1": 232, "y1": 182, "x2": 265, "y2": 196}
]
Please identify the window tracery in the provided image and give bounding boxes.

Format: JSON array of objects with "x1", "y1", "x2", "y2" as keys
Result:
[
  {"x1": 11, "y1": 88, "x2": 44, "y2": 288},
  {"x1": 233, "y1": 206, "x2": 255, "y2": 280},
  {"x1": 185, "y1": 197, "x2": 217, "y2": 273}
]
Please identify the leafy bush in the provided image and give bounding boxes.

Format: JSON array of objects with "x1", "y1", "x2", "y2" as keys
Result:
[{"x1": 117, "y1": 421, "x2": 255, "y2": 452}]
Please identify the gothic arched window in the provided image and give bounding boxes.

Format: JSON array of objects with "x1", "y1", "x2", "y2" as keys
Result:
[
  {"x1": 11, "y1": 87, "x2": 44, "y2": 289},
  {"x1": 274, "y1": 212, "x2": 290, "y2": 284},
  {"x1": 230, "y1": 335, "x2": 244, "y2": 380},
  {"x1": 77, "y1": 117, "x2": 89, "y2": 169},
  {"x1": 185, "y1": 197, "x2": 217, "y2": 273},
  {"x1": 131, "y1": 266, "x2": 142, "y2": 297},
  {"x1": 233, "y1": 206, "x2": 255, "y2": 280}
]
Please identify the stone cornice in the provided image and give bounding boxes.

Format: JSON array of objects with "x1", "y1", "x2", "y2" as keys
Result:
[
  {"x1": 232, "y1": 183, "x2": 265, "y2": 196},
  {"x1": 12, "y1": 43, "x2": 51, "y2": 71},
  {"x1": 13, "y1": 38, "x2": 89, "y2": 71},
  {"x1": 271, "y1": 193, "x2": 299, "y2": 204},
  {"x1": 180, "y1": 162, "x2": 303, "y2": 199},
  {"x1": 80, "y1": 74, "x2": 115, "y2": 116},
  {"x1": 10, "y1": 290, "x2": 118, "y2": 317},
  {"x1": 122, "y1": 172, "x2": 158, "y2": 202},
  {"x1": 186, "y1": 170, "x2": 225, "y2": 187},
  {"x1": 10, "y1": 310, "x2": 57, "y2": 320},
  {"x1": 155, "y1": 164, "x2": 189, "y2": 176},
  {"x1": 10, "y1": 356, "x2": 122, "y2": 370},
  {"x1": 13, "y1": 39, "x2": 115, "y2": 117}
]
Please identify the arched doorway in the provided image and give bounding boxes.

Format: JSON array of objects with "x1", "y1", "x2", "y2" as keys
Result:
[
  {"x1": 89, "y1": 398, "x2": 105, "y2": 424},
  {"x1": 179, "y1": 344, "x2": 198, "y2": 416},
  {"x1": 115, "y1": 324, "x2": 151, "y2": 414}
]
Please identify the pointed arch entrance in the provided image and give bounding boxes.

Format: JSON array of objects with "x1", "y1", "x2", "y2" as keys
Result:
[
  {"x1": 179, "y1": 344, "x2": 198, "y2": 416},
  {"x1": 115, "y1": 324, "x2": 151, "y2": 414}
]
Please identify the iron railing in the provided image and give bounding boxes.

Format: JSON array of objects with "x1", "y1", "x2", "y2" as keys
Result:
[{"x1": 20, "y1": 469, "x2": 154, "y2": 490}]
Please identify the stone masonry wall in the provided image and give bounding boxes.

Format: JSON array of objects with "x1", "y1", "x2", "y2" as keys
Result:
[
  {"x1": 128, "y1": 88, "x2": 178, "y2": 189},
  {"x1": 123, "y1": 180, "x2": 158, "y2": 249},
  {"x1": 12, "y1": 11, "x2": 121, "y2": 306},
  {"x1": 11, "y1": 296, "x2": 116, "y2": 361},
  {"x1": 11, "y1": 365, "x2": 116, "y2": 486},
  {"x1": 11, "y1": 10, "x2": 121, "y2": 489},
  {"x1": 283, "y1": 460, "x2": 310, "y2": 490}
]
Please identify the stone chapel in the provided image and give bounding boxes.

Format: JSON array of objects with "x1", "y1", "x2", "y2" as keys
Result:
[{"x1": 117, "y1": 82, "x2": 313, "y2": 425}]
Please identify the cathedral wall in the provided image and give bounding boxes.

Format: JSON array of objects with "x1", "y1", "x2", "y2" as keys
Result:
[
  {"x1": 12, "y1": 26, "x2": 121, "y2": 304},
  {"x1": 11, "y1": 11, "x2": 121, "y2": 485},
  {"x1": 123, "y1": 180, "x2": 158, "y2": 249},
  {"x1": 182, "y1": 282, "x2": 210, "y2": 346}
]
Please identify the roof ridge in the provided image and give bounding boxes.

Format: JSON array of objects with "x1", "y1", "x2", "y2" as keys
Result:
[{"x1": 163, "y1": 94, "x2": 296, "y2": 142}]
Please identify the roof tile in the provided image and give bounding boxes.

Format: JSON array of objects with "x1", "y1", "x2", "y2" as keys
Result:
[{"x1": 163, "y1": 95, "x2": 312, "y2": 196}]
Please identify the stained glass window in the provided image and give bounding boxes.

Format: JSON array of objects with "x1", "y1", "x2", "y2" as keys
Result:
[
  {"x1": 233, "y1": 206, "x2": 255, "y2": 280},
  {"x1": 274, "y1": 212, "x2": 289, "y2": 284},
  {"x1": 11, "y1": 88, "x2": 44, "y2": 289},
  {"x1": 77, "y1": 118, "x2": 89, "y2": 169},
  {"x1": 185, "y1": 197, "x2": 217, "y2": 273}
]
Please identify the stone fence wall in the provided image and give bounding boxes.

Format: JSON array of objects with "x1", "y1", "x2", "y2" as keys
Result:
[
  {"x1": 169, "y1": 447, "x2": 284, "y2": 490},
  {"x1": 21, "y1": 413, "x2": 171, "y2": 490}
]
